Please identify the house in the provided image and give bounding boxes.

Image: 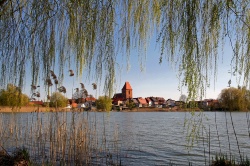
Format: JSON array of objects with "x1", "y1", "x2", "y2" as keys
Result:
[
  {"x1": 188, "y1": 100, "x2": 203, "y2": 108},
  {"x1": 76, "y1": 95, "x2": 96, "y2": 103},
  {"x1": 112, "y1": 82, "x2": 133, "y2": 105},
  {"x1": 112, "y1": 93, "x2": 123, "y2": 105},
  {"x1": 29, "y1": 100, "x2": 43, "y2": 106},
  {"x1": 156, "y1": 97, "x2": 166, "y2": 106},
  {"x1": 137, "y1": 97, "x2": 148, "y2": 107},
  {"x1": 149, "y1": 97, "x2": 159, "y2": 107},
  {"x1": 145, "y1": 97, "x2": 153, "y2": 107},
  {"x1": 85, "y1": 96, "x2": 96, "y2": 103},
  {"x1": 166, "y1": 99, "x2": 175, "y2": 107},
  {"x1": 69, "y1": 96, "x2": 96, "y2": 108},
  {"x1": 203, "y1": 99, "x2": 220, "y2": 110},
  {"x1": 132, "y1": 98, "x2": 140, "y2": 107},
  {"x1": 175, "y1": 101, "x2": 186, "y2": 108}
]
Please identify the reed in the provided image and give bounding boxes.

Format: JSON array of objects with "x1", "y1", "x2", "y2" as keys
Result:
[
  {"x1": 183, "y1": 111, "x2": 250, "y2": 166},
  {"x1": 1, "y1": 111, "x2": 250, "y2": 165},
  {"x1": 211, "y1": 154, "x2": 250, "y2": 166},
  {"x1": 0, "y1": 111, "x2": 121, "y2": 165}
]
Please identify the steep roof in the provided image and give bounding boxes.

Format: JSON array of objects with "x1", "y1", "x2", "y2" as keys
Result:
[
  {"x1": 113, "y1": 93, "x2": 123, "y2": 99},
  {"x1": 132, "y1": 98, "x2": 139, "y2": 104},
  {"x1": 122, "y1": 82, "x2": 132, "y2": 90},
  {"x1": 145, "y1": 97, "x2": 152, "y2": 102},
  {"x1": 85, "y1": 97, "x2": 96, "y2": 102},
  {"x1": 137, "y1": 97, "x2": 148, "y2": 105},
  {"x1": 29, "y1": 100, "x2": 43, "y2": 105}
]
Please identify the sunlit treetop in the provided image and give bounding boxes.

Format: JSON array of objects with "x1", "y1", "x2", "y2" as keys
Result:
[{"x1": 0, "y1": 0, "x2": 249, "y2": 99}]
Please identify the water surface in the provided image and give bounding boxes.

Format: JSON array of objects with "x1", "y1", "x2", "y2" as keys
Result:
[{"x1": 0, "y1": 111, "x2": 249, "y2": 165}]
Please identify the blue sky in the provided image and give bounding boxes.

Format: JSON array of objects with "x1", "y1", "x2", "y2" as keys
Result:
[
  {"x1": 114, "y1": 42, "x2": 235, "y2": 101},
  {"x1": 22, "y1": 35, "x2": 238, "y2": 101}
]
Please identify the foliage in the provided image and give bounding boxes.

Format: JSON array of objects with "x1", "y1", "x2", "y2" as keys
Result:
[
  {"x1": 218, "y1": 87, "x2": 250, "y2": 111},
  {"x1": 0, "y1": 112, "x2": 122, "y2": 165},
  {"x1": 212, "y1": 155, "x2": 235, "y2": 166},
  {"x1": 0, "y1": 1, "x2": 250, "y2": 99},
  {"x1": 211, "y1": 154, "x2": 250, "y2": 166},
  {"x1": 184, "y1": 111, "x2": 207, "y2": 148},
  {"x1": 178, "y1": 101, "x2": 187, "y2": 109},
  {"x1": 0, "y1": 84, "x2": 29, "y2": 107},
  {"x1": 96, "y1": 96, "x2": 112, "y2": 111},
  {"x1": 187, "y1": 101, "x2": 199, "y2": 109},
  {"x1": 126, "y1": 100, "x2": 136, "y2": 110},
  {"x1": 0, "y1": 147, "x2": 30, "y2": 166},
  {"x1": 49, "y1": 92, "x2": 68, "y2": 107},
  {"x1": 179, "y1": 94, "x2": 187, "y2": 102}
]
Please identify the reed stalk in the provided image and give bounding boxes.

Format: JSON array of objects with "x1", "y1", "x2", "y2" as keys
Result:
[
  {"x1": 229, "y1": 111, "x2": 242, "y2": 162},
  {"x1": 225, "y1": 112, "x2": 232, "y2": 161},
  {"x1": 0, "y1": 111, "x2": 121, "y2": 165},
  {"x1": 246, "y1": 112, "x2": 250, "y2": 138},
  {"x1": 214, "y1": 112, "x2": 221, "y2": 155}
]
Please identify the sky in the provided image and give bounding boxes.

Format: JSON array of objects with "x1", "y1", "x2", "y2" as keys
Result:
[
  {"x1": 22, "y1": 35, "x2": 238, "y2": 102},
  {"x1": 114, "y1": 42, "x2": 235, "y2": 101}
]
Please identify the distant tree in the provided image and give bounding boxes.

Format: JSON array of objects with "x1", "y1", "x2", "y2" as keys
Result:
[
  {"x1": 179, "y1": 94, "x2": 187, "y2": 102},
  {"x1": 126, "y1": 100, "x2": 136, "y2": 110},
  {"x1": 188, "y1": 101, "x2": 199, "y2": 109},
  {"x1": 96, "y1": 96, "x2": 112, "y2": 111},
  {"x1": 0, "y1": 84, "x2": 29, "y2": 107},
  {"x1": 218, "y1": 87, "x2": 250, "y2": 111},
  {"x1": 49, "y1": 92, "x2": 68, "y2": 107}
]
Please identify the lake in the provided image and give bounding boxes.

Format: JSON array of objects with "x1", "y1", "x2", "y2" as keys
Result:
[{"x1": 0, "y1": 111, "x2": 249, "y2": 165}]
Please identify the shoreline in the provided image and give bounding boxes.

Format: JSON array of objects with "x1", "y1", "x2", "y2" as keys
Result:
[
  {"x1": 0, "y1": 106, "x2": 71, "y2": 113},
  {"x1": 0, "y1": 106, "x2": 200, "y2": 113}
]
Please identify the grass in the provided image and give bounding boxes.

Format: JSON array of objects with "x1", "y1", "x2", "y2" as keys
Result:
[
  {"x1": 0, "y1": 147, "x2": 30, "y2": 166},
  {"x1": 211, "y1": 154, "x2": 250, "y2": 166}
]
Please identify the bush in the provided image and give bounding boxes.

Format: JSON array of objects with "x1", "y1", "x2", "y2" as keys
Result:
[
  {"x1": 49, "y1": 92, "x2": 68, "y2": 107},
  {"x1": 96, "y1": 96, "x2": 112, "y2": 111},
  {"x1": 0, "y1": 84, "x2": 29, "y2": 107},
  {"x1": 0, "y1": 147, "x2": 30, "y2": 166},
  {"x1": 211, "y1": 154, "x2": 250, "y2": 166}
]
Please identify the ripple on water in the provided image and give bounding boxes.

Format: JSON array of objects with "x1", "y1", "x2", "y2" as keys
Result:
[{"x1": 1, "y1": 112, "x2": 250, "y2": 165}]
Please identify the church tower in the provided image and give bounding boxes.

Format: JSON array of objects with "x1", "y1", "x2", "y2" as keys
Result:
[{"x1": 122, "y1": 82, "x2": 133, "y2": 99}]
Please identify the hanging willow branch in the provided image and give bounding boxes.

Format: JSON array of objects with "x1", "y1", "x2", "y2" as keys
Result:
[{"x1": 0, "y1": 0, "x2": 250, "y2": 98}]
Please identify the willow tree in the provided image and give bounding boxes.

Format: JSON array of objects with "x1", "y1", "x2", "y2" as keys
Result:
[
  {"x1": 0, "y1": 0, "x2": 250, "y2": 99},
  {"x1": 50, "y1": 92, "x2": 68, "y2": 107},
  {"x1": 219, "y1": 87, "x2": 250, "y2": 111},
  {"x1": 0, "y1": 84, "x2": 29, "y2": 107}
]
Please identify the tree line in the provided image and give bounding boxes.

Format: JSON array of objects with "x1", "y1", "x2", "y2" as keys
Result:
[
  {"x1": 1, "y1": 84, "x2": 250, "y2": 111},
  {"x1": 218, "y1": 86, "x2": 250, "y2": 111},
  {"x1": 0, "y1": 84, "x2": 112, "y2": 111},
  {"x1": 184, "y1": 86, "x2": 250, "y2": 111}
]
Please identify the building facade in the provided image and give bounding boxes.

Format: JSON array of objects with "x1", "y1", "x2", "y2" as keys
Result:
[{"x1": 113, "y1": 81, "x2": 133, "y2": 105}]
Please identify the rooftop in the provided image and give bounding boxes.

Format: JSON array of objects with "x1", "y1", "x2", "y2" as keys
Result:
[{"x1": 122, "y1": 82, "x2": 132, "y2": 90}]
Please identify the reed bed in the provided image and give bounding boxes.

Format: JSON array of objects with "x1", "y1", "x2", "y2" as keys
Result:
[
  {"x1": 0, "y1": 111, "x2": 250, "y2": 165},
  {"x1": 0, "y1": 111, "x2": 121, "y2": 165},
  {"x1": 184, "y1": 111, "x2": 250, "y2": 166}
]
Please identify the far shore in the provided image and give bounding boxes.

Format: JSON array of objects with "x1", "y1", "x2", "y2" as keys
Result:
[
  {"x1": 0, "y1": 106, "x2": 200, "y2": 113},
  {"x1": 0, "y1": 106, "x2": 70, "y2": 113}
]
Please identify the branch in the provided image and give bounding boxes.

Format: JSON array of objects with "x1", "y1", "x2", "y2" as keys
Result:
[
  {"x1": 0, "y1": 0, "x2": 8, "y2": 8},
  {"x1": 229, "y1": 6, "x2": 250, "y2": 29}
]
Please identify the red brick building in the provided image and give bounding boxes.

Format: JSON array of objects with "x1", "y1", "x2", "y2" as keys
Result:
[
  {"x1": 122, "y1": 82, "x2": 133, "y2": 99},
  {"x1": 113, "y1": 82, "x2": 133, "y2": 104}
]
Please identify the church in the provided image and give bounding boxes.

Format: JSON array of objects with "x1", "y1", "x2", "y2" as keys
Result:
[{"x1": 112, "y1": 82, "x2": 133, "y2": 105}]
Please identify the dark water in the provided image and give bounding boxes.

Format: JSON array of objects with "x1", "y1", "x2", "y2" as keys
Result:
[{"x1": 0, "y1": 111, "x2": 249, "y2": 165}]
